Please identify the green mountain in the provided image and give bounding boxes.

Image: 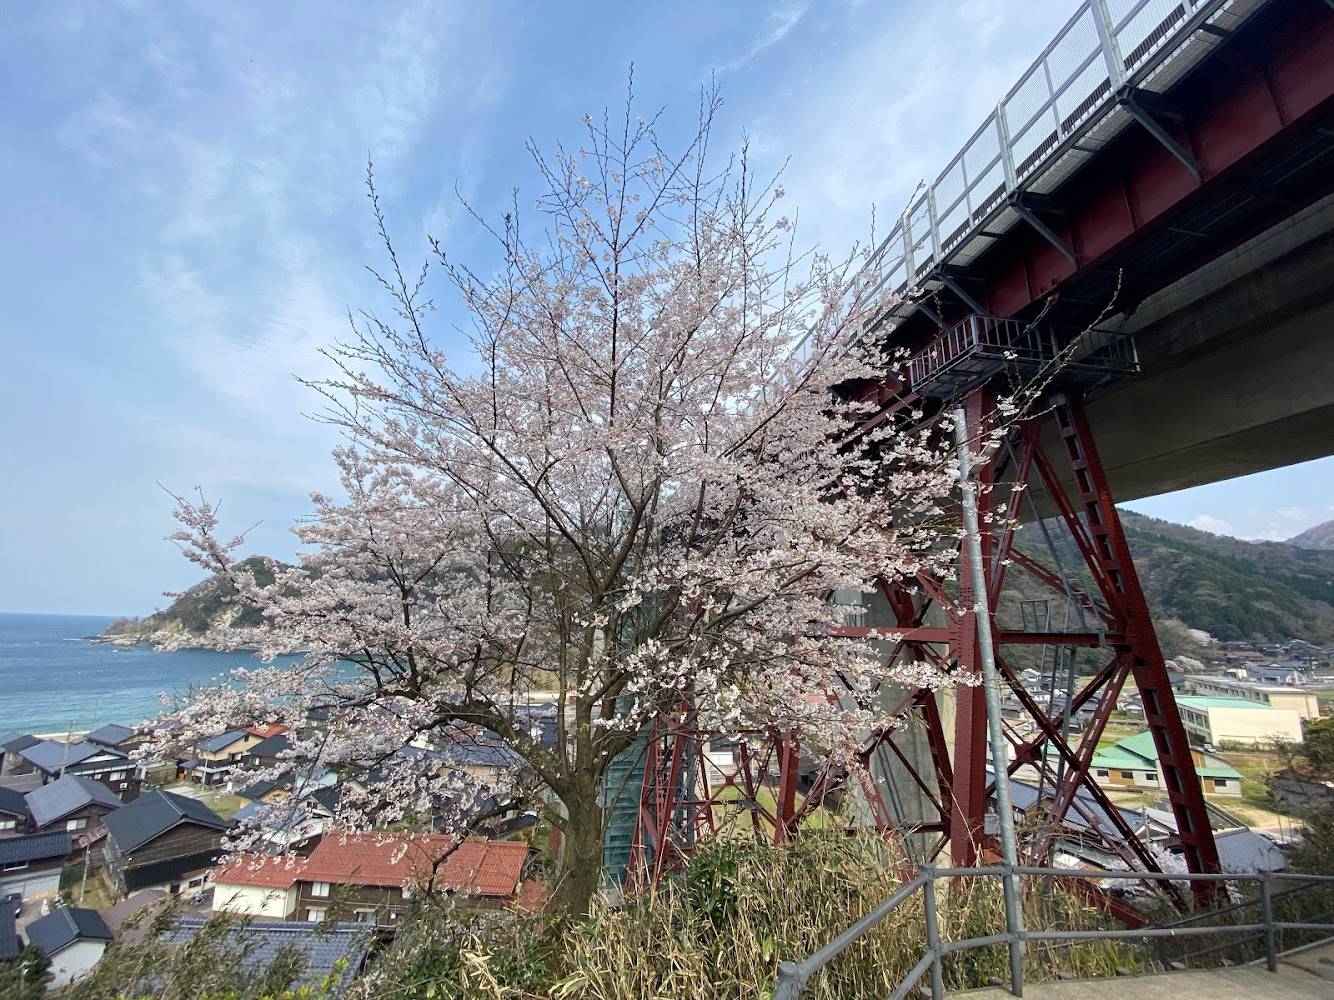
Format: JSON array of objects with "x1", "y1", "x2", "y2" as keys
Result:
[
  {"x1": 107, "y1": 512, "x2": 1334, "y2": 649},
  {"x1": 102, "y1": 557, "x2": 281, "y2": 645},
  {"x1": 1001, "y1": 510, "x2": 1334, "y2": 645}
]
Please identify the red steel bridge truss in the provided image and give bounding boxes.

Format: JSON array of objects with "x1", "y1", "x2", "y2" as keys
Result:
[
  {"x1": 615, "y1": 0, "x2": 1334, "y2": 906},
  {"x1": 622, "y1": 385, "x2": 1218, "y2": 905}
]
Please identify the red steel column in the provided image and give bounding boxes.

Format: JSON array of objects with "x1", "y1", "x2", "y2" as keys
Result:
[{"x1": 1055, "y1": 393, "x2": 1222, "y2": 890}]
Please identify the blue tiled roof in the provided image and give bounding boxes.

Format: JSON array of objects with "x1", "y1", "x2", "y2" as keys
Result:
[
  {"x1": 0, "y1": 785, "x2": 26, "y2": 819},
  {"x1": 247, "y1": 734, "x2": 293, "y2": 759},
  {"x1": 1214, "y1": 828, "x2": 1286, "y2": 874},
  {"x1": 25, "y1": 774, "x2": 123, "y2": 828},
  {"x1": 0, "y1": 733, "x2": 39, "y2": 754},
  {"x1": 0, "y1": 907, "x2": 17, "y2": 961},
  {"x1": 195, "y1": 730, "x2": 250, "y2": 754},
  {"x1": 0, "y1": 831, "x2": 71, "y2": 865},
  {"x1": 18, "y1": 740, "x2": 120, "y2": 774},
  {"x1": 84, "y1": 723, "x2": 137, "y2": 747},
  {"x1": 102, "y1": 790, "x2": 230, "y2": 853},
  {"x1": 25, "y1": 907, "x2": 113, "y2": 955},
  {"x1": 163, "y1": 919, "x2": 373, "y2": 994}
]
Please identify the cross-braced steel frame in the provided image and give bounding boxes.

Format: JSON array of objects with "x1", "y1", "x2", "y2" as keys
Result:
[{"x1": 622, "y1": 387, "x2": 1221, "y2": 909}]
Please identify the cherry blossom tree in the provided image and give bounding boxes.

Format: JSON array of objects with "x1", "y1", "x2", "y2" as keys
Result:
[{"x1": 154, "y1": 85, "x2": 970, "y2": 916}]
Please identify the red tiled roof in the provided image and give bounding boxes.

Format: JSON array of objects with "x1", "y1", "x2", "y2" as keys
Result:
[
  {"x1": 514, "y1": 878, "x2": 547, "y2": 913},
  {"x1": 300, "y1": 833, "x2": 529, "y2": 896},
  {"x1": 443, "y1": 838, "x2": 531, "y2": 897},
  {"x1": 214, "y1": 853, "x2": 310, "y2": 889},
  {"x1": 247, "y1": 724, "x2": 288, "y2": 738}
]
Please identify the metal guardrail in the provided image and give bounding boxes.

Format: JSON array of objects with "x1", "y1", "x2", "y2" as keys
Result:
[
  {"x1": 772, "y1": 865, "x2": 1334, "y2": 1000},
  {"x1": 904, "y1": 314, "x2": 1139, "y2": 397},
  {"x1": 790, "y1": 0, "x2": 1272, "y2": 366}
]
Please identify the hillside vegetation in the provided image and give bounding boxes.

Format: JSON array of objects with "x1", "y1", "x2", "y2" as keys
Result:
[
  {"x1": 1001, "y1": 510, "x2": 1334, "y2": 645},
  {"x1": 106, "y1": 513, "x2": 1334, "y2": 647},
  {"x1": 103, "y1": 557, "x2": 284, "y2": 644}
]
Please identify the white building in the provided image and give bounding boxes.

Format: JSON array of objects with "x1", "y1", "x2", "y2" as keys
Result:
[
  {"x1": 212, "y1": 854, "x2": 307, "y2": 920},
  {"x1": 1184, "y1": 675, "x2": 1321, "y2": 721},
  {"x1": 24, "y1": 907, "x2": 113, "y2": 990},
  {"x1": 1176, "y1": 696, "x2": 1304, "y2": 747}
]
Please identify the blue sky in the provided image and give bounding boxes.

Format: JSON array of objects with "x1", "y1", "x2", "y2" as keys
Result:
[{"x1": 2, "y1": 0, "x2": 1330, "y2": 616}]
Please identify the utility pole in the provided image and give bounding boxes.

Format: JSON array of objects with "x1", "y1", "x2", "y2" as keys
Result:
[{"x1": 953, "y1": 404, "x2": 1026, "y2": 997}]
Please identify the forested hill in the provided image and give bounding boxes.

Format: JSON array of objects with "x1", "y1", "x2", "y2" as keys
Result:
[
  {"x1": 1289, "y1": 519, "x2": 1334, "y2": 551},
  {"x1": 1008, "y1": 510, "x2": 1334, "y2": 644},
  {"x1": 105, "y1": 514, "x2": 1334, "y2": 647},
  {"x1": 101, "y1": 557, "x2": 283, "y2": 644}
]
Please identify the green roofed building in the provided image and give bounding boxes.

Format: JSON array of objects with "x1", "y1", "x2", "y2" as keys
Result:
[{"x1": 1092, "y1": 730, "x2": 1243, "y2": 796}]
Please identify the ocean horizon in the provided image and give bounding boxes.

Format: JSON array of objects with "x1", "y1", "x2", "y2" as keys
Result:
[{"x1": 0, "y1": 611, "x2": 303, "y2": 736}]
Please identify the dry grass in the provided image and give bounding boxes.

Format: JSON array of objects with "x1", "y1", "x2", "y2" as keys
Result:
[
  {"x1": 381, "y1": 834, "x2": 1146, "y2": 1000},
  {"x1": 553, "y1": 837, "x2": 1142, "y2": 1000}
]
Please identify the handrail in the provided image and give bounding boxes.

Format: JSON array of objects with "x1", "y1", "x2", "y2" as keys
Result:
[
  {"x1": 772, "y1": 864, "x2": 1334, "y2": 1000},
  {"x1": 788, "y1": 0, "x2": 1274, "y2": 367}
]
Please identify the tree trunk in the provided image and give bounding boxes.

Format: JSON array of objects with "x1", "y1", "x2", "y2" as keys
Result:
[{"x1": 549, "y1": 790, "x2": 604, "y2": 918}]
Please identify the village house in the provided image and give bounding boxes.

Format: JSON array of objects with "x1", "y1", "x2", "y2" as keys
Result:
[
  {"x1": 180, "y1": 730, "x2": 254, "y2": 786},
  {"x1": 0, "y1": 787, "x2": 28, "y2": 837},
  {"x1": 211, "y1": 854, "x2": 311, "y2": 920},
  {"x1": 182, "y1": 724, "x2": 289, "y2": 786},
  {"x1": 13, "y1": 740, "x2": 140, "y2": 801},
  {"x1": 0, "y1": 831, "x2": 73, "y2": 902},
  {"x1": 82, "y1": 724, "x2": 142, "y2": 752},
  {"x1": 233, "y1": 782, "x2": 340, "y2": 854},
  {"x1": 0, "y1": 734, "x2": 40, "y2": 776},
  {"x1": 1091, "y1": 731, "x2": 1244, "y2": 796},
  {"x1": 101, "y1": 789, "x2": 230, "y2": 898},
  {"x1": 212, "y1": 833, "x2": 532, "y2": 926},
  {"x1": 241, "y1": 732, "x2": 293, "y2": 770},
  {"x1": 25, "y1": 775, "x2": 123, "y2": 839},
  {"x1": 25, "y1": 907, "x2": 115, "y2": 989}
]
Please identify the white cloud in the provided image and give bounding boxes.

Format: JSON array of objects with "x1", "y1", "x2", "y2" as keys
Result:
[
  {"x1": 1239, "y1": 504, "x2": 1334, "y2": 543},
  {"x1": 1187, "y1": 514, "x2": 1234, "y2": 536},
  {"x1": 719, "y1": 1, "x2": 812, "y2": 74},
  {"x1": 45, "y1": 2, "x2": 503, "y2": 508},
  {"x1": 741, "y1": 0, "x2": 1076, "y2": 256}
]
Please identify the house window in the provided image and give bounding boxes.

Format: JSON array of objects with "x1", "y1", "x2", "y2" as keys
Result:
[
  {"x1": 110, "y1": 771, "x2": 128, "y2": 781},
  {"x1": 1214, "y1": 779, "x2": 1228, "y2": 788},
  {"x1": 1121, "y1": 771, "x2": 1134, "y2": 780},
  {"x1": 1095, "y1": 770, "x2": 1109, "y2": 778},
  {"x1": 66, "y1": 818, "x2": 88, "y2": 831},
  {"x1": 1, "y1": 861, "x2": 28, "y2": 872},
  {"x1": 0, "y1": 819, "x2": 15, "y2": 830},
  {"x1": 306, "y1": 907, "x2": 326, "y2": 922},
  {"x1": 310, "y1": 881, "x2": 330, "y2": 898},
  {"x1": 354, "y1": 909, "x2": 377, "y2": 924}
]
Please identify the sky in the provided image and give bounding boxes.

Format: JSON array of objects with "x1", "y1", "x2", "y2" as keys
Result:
[{"x1": 2, "y1": 0, "x2": 1330, "y2": 616}]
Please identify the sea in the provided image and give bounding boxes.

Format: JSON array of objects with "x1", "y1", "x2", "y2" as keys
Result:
[{"x1": 0, "y1": 611, "x2": 304, "y2": 736}]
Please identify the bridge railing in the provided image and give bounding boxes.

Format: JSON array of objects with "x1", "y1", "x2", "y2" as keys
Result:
[
  {"x1": 772, "y1": 864, "x2": 1334, "y2": 1000},
  {"x1": 856, "y1": 0, "x2": 1268, "y2": 338}
]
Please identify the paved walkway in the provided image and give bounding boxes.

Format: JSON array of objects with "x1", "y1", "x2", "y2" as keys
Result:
[{"x1": 960, "y1": 949, "x2": 1334, "y2": 1000}]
